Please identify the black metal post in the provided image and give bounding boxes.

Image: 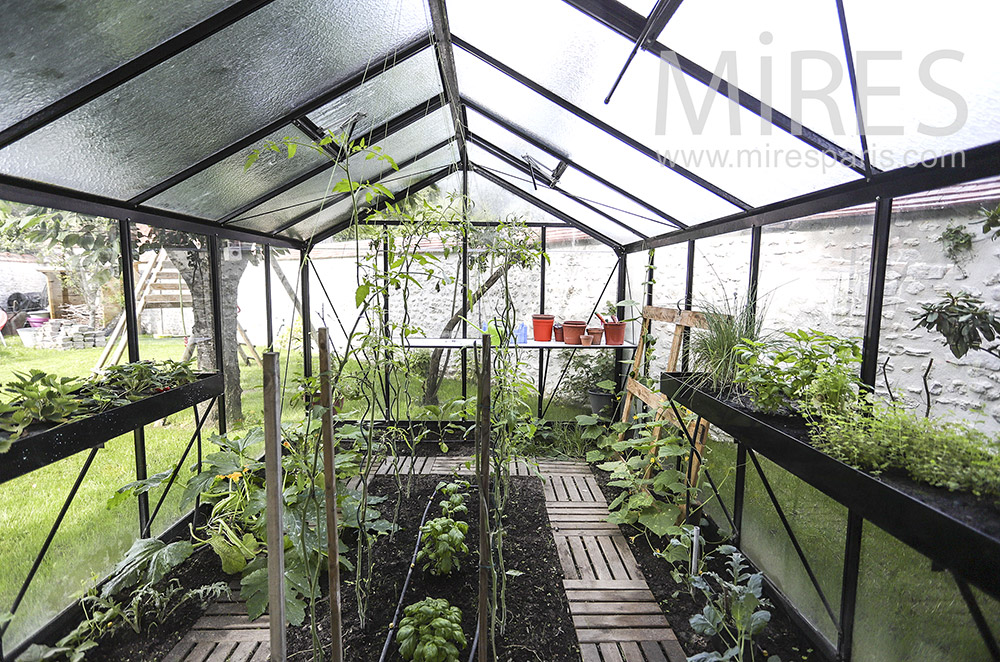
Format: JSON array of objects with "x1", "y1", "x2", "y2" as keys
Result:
[
  {"x1": 953, "y1": 573, "x2": 1000, "y2": 660},
  {"x1": 838, "y1": 510, "x2": 864, "y2": 662},
  {"x1": 682, "y1": 240, "x2": 695, "y2": 371},
  {"x1": 208, "y1": 236, "x2": 227, "y2": 434},
  {"x1": 264, "y1": 244, "x2": 274, "y2": 352},
  {"x1": 300, "y1": 249, "x2": 312, "y2": 378},
  {"x1": 462, "y1": 166, "x2": 469, "y2": 404},
  {"x1": 861, "y1": 197, "x2": 893, "y2": 388},
  {"x1": 538, "y1": 227, "x2": 547, "y2": 418},
  {"x1": 118, "y1": 218, "x2": 149, "y2": 532},
  {"x1": 733, "y1": 443, "x2": 747, "y2": 545},
  {"x1": 748, "y1": 225, "x2": 762, "y2": 318},
  {"x1": 615, "y1": 250, "x2": 627, "y2": 393}
]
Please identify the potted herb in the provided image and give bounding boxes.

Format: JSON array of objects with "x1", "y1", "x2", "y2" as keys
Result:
[{"x1": 564, "y1": 350, "x2": 618, "y2": 416}]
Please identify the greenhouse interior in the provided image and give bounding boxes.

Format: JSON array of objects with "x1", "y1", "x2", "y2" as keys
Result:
[{"x1": 1, "y1": 0, "x2": 999, "y2": 661}]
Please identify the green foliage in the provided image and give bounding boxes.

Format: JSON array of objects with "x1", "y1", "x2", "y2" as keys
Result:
[
  {"x1": 912, "y1": 291, "x2": 1000, "y2": 360},
  {"x1": 416, "y1": 517, "x2": 470, "y2": 576},
  {"x1": 687, "y1": 547, "x2": 774, "y2": 662},
  {"x1": 734, "y1": 329, "x2": 862, "y2": 415},
  {"x1": 396, "y1": 598, "x2": 467, "y2": 662},
  {"x1": 937, "y1": 223, "x2": 975, "y2": 264},
  {"x1": 562, "y1": 350, "x2": 617, "y2": 405},
  {"x1": 100, "y1": 538, "x2": 194, "y2": 599},
  {"x1": 691, "y1": 295, "x2": 769, "y2": 390},
  {"x1": 0, "y1": 361, "x2": 198, "y2": 444},
  {"x1": 977, "y1": 202, "x2": 1000, "y2": 241},
  {"x1": 810, "y1": 399, "x2": 1000, "y2": 498},
  {"x1": 437, "y1": 481, "x2": 470, "y2": 519}
]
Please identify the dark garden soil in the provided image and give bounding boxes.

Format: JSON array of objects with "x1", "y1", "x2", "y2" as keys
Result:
[
  {"x1": 287, "y1": 473, "x2": 579, "y2": 662},
  {"x1": 591, "y1": 469, "x2": 821, "y2": 662},
  {"x1": 86, "y1": 545, "x2": 227, "y2": 662}
]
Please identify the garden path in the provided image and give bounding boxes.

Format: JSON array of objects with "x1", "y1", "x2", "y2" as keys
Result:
[{"x1": 162, "y1": 581, "x2": 269, "y2": 662}]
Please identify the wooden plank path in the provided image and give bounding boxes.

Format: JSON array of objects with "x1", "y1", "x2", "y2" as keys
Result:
[
  {"x1": 163, "y1": 584, "x2": 269, "y2": 662},
  {"x1": 168, "y1": 456, "x2": 684, "y2": 661}
]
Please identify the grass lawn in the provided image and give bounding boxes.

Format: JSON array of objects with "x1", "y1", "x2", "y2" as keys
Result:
[{"x1": 0, "y1": 335, "x2": 586, "y2": 648}]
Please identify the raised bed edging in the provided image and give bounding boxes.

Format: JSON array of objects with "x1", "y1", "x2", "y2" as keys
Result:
[
  {"x1": 660, "y1": 372, "x2": 1000, "y2": 602},
  {"x1": 0, "y1": 372, "x2": 224, "y2": 485}
]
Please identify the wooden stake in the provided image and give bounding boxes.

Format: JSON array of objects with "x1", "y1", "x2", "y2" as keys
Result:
[
  {"x1": 477, "y1": 333, "x2": 491, "y2": 662},
  {"x1": 318, "y1": 328, "x2": 344, "y2": 662},
  {"x1": 263, "y1": 352, "x2": 287, "y2": 662}
]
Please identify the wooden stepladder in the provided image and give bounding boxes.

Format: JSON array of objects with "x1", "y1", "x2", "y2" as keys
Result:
[{"x1": 617, "y1": 305, "x2": 712, "y2": 522}]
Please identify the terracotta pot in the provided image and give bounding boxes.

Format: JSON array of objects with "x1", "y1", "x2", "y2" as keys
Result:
[
  {"x1": 562, "y1": 321, "x2": 586, "y2": 345},
  {"x1": 553, "y1": 324, "x2": 564, "y2": 342},
  {"x1": 587, "y1": 326, "x2": 603, "y2": 345},
  {"x1": 604, "y1": 321, "x2": 626, "y2": 346},
  {"x1": 580, "y1": 335, "x2": 594, "y2": 346},
  {"x1": 532, "y1": 314, "x2": 555, "y2": 342}
]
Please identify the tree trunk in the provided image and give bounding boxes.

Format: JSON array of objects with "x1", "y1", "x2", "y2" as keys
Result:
[
  {"x1": 422, "y1": 262, "x2": 512, "y2": 405},
  {"x1": 167, "y1": 248, "x2": 250, "y2": 425}
]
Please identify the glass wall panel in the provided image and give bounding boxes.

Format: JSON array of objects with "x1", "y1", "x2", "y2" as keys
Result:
[
  {"x1": 269, "y1": 250, "x2": 311, "y2": 423},
  {"x1": 640, "y1": 242, "x2": 689, "y2": 381},
  {"x1": 842, "y1": 0, "x2": 1000, "y2": 169},
  {"x1": 855, "y1": 521, "x2": 1000, "y2": 661},
  {"x1": 0, "y1": 0, "x2": 432, "y2": 199},
  {"x1": 758, "y1": 212, "x2": 873, "y2": 339},
  {"x1": 0, "y1": 0, "x2": 238, "y2": 131},
  {"x1": 877, "y1": 176, "x2": 1000, "y2": 436},
  {"x1": 742, "y1": 453, "x2": 846, "y2": 643}
]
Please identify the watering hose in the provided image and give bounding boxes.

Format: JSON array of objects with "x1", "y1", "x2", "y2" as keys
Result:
[{"x1": 377, "y1": 485, "x2": 441, "y2": 662}]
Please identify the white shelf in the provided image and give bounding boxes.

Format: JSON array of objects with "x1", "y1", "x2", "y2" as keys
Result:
[{"x1": 402, "y1": 338, "x2": 636, "y2": 350}]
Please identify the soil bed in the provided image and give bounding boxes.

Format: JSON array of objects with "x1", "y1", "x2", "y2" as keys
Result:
[
  {"x1": 591, "y1": 469, "x2": 821, "y2": 662},
  {"x1": 288, "y1": 473, "x2": 579, "y2": 661}
]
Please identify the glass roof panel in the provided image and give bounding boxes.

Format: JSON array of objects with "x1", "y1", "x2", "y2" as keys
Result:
[
  {"x1": 282, "y1": 144, "x2": 458, "y2": 241},
  {"x1": 470, "y1": 144, "x2": 642, "y2": 245},
  {"x1": 450, "y1": 0, "x2": 858, "y2": 206},
  {"x1": 228, "y1": 107, "x2": 455, "y2": 234},
  {"x1": 145, "y1": 125, "x2": 326, "y2": 219},
  {"x1": 466, "y1": 172, "x2": 562, "y2": 225},
  {"x1": 660, "y1": 0, "x2": 863, "y2": 155},
  {"x1": 0, "y1": 0, "x2": 239, "y2": 132},
  {"x1": 0, "y1": 0, "x2": 432, "y2": 200},
  {"x1": 307, "y1": 47, "x2": 444, "y2": 137},
  {"x1": 455, "y1": 48, "x2": 740, "y2": 225},
  {"x1": 841, "y1": 0, "x2": 1000, "y2": 169},
  {"x1": 466, "y1": 109, "x2": 560, "y2": 172}
]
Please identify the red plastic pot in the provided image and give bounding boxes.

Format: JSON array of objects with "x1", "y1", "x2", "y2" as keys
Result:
[
  {"x1": 603, "y1": 321, "x2": 626, "y2": 346},
  {"x1": 532, "y1": 314, "x2": 555, "y2": 342},
  {"x1": 587, "y1": 326, "x2": 603, "y2": 345},
  {"x1": 563, "y1": 321, "x2": 587, "y2": 345},
  {"x1": 553, "y1": 324, "x2": 564, "y2": 342}
]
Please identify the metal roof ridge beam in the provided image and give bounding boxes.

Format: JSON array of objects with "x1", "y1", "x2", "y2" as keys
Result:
[
  {"x1": 462, "y1": 97, "x2": 686, "y2": 229},
  {"x1": 218, "y1": 95, "x2": 446, "y2": 226},
  {"x1": 560, "y1": 0, "x2": 871, "y2": 176},
  {"x1": 451, "y1": 36, "x2": 751, "y2": 211},
  {"x1": 468, "y1": 132, "x2": 647, "y2": 240},
  {"x1": 622, "y1": 139, "x2": 1000, "y2": 253},
  {"x1": 311, "y1": 165, "x2": 457, "y2": 244},
  {"x1": 0, "y1": 0, "x2": 280, "y2": 150},
  {"x1": 266, "y1": 137, "x2": 457, "y2": 236},
  {"x1": 127, "y1": 35, "x2": 434, "y2": 206},
  {"x1": 427, "y1": 0, "x2": 467, "y2": 164},
  {"x1": 0, "y1": 173, "x2": 303, "y2": 250},
  {"x1": 472, "y1": 164, "x2": 622, "y2": 251}
]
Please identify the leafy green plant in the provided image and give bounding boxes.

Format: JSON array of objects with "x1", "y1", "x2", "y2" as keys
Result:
[
  {"x1": 691, "y1": 295, "x2": 769, "y2": 390},
  {"x1": 687, "y1": 546, "x2": 775, "y2": 662},
  {"x1": 100, "y1": 538, "x2": 194, "y2": 599},
  {"x1": 977, "y1": 202, "x2": 1000, "y2": 241},
  {"x1": 809, "y1": 398, "x2": 1000, "y2": 498},
  {"x1": 912, "y1": 291, "x2": 1000, "y2": 360},
  {"x1": 734, "y1": 329, "x2": 862, "y2": 415},
  {"x1": 563, "y1": 350, "x2": 618, "y2": 406},
  {"x1": 416, "y1": 517, "x2": 470, "y2": 576},
  {"x1": 437, "y1": 481, "x2": 470, "y2": 519},
  {"x1": 396, "y1": 598, "x2": 467, "y2": 662},
  {"x1": 0, "y1": 370, "x2": 86, "y2": 441},
  {"x1": 937, "y1": 223, "x2": 975, "y2": 264}
]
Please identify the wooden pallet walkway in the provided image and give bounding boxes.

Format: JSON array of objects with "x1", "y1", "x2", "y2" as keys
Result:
[{"x1": 163, "y1": 586, "x2": 269, "y2": 662}]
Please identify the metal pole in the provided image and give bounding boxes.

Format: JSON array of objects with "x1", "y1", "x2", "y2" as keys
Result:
[
  {"x1": 733, "y1": 444, "x2": 747, "y2": 545},
  {"x1": 838, "y1": 511, "x2": 864, "y2": 661},
  {"x1": 118, "y1": 218, "x2": 149, "y2": 532},
  {"x1": 462, "y1": 167, "x2": 469, "y2": 403},
  {"x1": 262, "y1": 352, "x2": 287, "y2": 661},
  {"x1": 614, "y1": 250, "x2": 627, "y2": 394},
  {"x1": 538, "y1": 227, "x2": 546, "y2": 418},
  {"x1": 264, "y1": 244, "x2": 274, "y2": 352},
  {"x1": 477, "y1": 333, "x2": 491, "y2": 662},
  {"x1": 300, "y1": 249, "x2": 312, "y2": 378},
  {"x1": 682, "y1": 240, "x2": 695, "y2": 371},
  {"x1": 318, "y1": 329, "x2": 344, "y2": 662},
  {"x1": 748, "y1": 226, "x2": 762, "y2": 319},
  {"x1": 861, "y1": 197, "x2": 893, "y2": 389},
  {"x1": 209, "y1": 236, "x2": 227, "y2": 434},
  {"x1": 382, "y1": 234, "x2": 391, "y2": 418}
]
